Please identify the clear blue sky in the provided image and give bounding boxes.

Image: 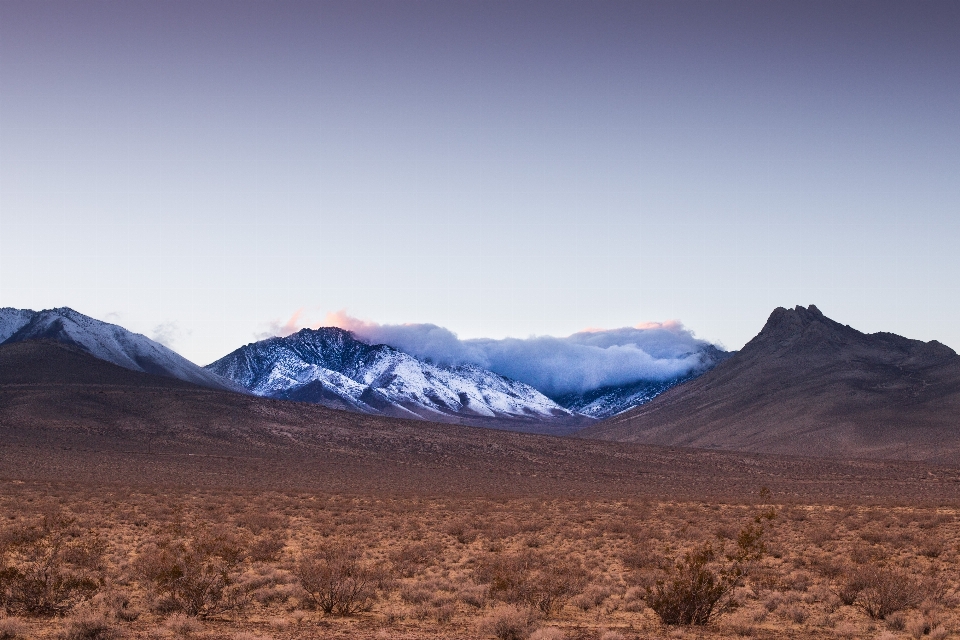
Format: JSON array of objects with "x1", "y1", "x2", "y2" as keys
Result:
[{"x1": 1, "y1": 1, "x2": 958, "y2": 364}]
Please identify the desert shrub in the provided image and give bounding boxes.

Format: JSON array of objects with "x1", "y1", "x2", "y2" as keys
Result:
[
  {"x1": 92, "y1": 591, "x2": 141, "y2": 622},
  {"x1": 529, "y1": 627, "x2": 566, "y2": 640},
  {"x1": 750, "y1": 567, "x2": 782, "y2": 593},
  {"x1": 433, "y1": 600, "x2": 456, "y2": 624},
  {"x1": 235, "y1": 511, "x2": 286, "y2": 536},
  {"x1": 854, "y1": 566, "x2": 923, "y2": 620},
  {"x1": 782, "y1": 604, "x2": 807, "y2": 624},
  {"x1": 59, "y1": 612, "x2": 118, "y2": 640},
  {"x1": 906, "y1": 614, "x2": 946, "y2": 640},
  {"x1": 571, "y1": 584, "x2": 612, "y2": 611},
  {"x1": 645, "y1": 543, "x2": 741, "y2": 625},
  {"x1": 399, "y1": 584, "x2": 432, "y2": 604},
  {"x1": 918, "y1": 537, "x2": 944, "y2": 559},
  {"x1": 620, "y1": 540, "x2": 661, "y2": 571},
  {"x1": 886, "y1": 611, "x2": 907, "y2": 631},
  {"x1": 475, "y1": 551, "x2": 588, "y2": 616},
  {"x1": 735, "y1": 517, "x2": 771, "y2": 561},
  {"x1": 481, "y1": 520, "x2": 522, "y2": 542},
  {"x1": 807, "y1": 526, "x2": 834, "y2": 547},
  {"x1": 162, "y1": 613, "x2": 201, "y2": 635},
  {"x1": 0, "y1": 515, "x2": 104, "y2": 617},
  {"x1": 457, "y1": 583, "x2": 488, "y2": 608},
  {"x1": 782, "y1": 571, "x2": 812, "y2": 592},
  {"x1": 762, "y1": 593, "x2": 782, "y2": 613},
  {"x1": 835, "y1": 569, "x2": 868, "y2": 606},
  {"x1": 645, "y1": 515, "x2": 771, "y2": 626},
  {"x1": 859, "y1": 527, "x2": 889, "y2": 545},
  {"x1": 389, "y1": 541, "x2": 443, "y2": 577},
  {"x1": 849, "y1": 544, "x2": 880, "y2": 565},
  {"x1": 444, "y1": 519, "x2": 478, "y2": 544},
  {"x1": 294, "y1": 546, "x2": 378, "y2": 616},
  {"x1": 0, "y1": 617, "x2": 27, "y2": 640},
  {"x1": 808, "y1": 554, "x2": 844, "y2": 579},
  {"x1": 248, "y1": 536, "x2": 285, "y2": 562},
  {"x1": 917, "y1": 513, "x2": 953, "y2": 530},
  {"x1": 622, "y1": 586, "x2": 645, "y2": 612},
  {"x1": 479, "y1": 604, "x2": 537, "y2": 640},
  {"x1": 135, "y1": 526, "x2": 246, "y2": 618}
]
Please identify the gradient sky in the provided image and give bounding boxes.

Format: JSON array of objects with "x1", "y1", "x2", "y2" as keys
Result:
[{"x1": 1, "y1": 0, "x2": 958, "y2": 365}]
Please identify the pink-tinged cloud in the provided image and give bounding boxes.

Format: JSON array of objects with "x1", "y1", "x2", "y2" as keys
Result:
[
  {"x1": 255, "y1": 308, "x2": 313, "y2": 339},
  {"x1": 324, "y1": 309, "x2": 379, "y2": 333}
]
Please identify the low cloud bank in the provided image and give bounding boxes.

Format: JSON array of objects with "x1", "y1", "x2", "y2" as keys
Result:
[{"x1": 317, "y1": 311, "x2": 719, "y2": 398}]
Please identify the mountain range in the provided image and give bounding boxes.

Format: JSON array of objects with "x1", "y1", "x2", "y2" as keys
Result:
[
  {"x1": 0, "y1": 307, "x2": 718, "y2": 430},
  {"x1": 4, "y1": 304, "x2": 960, "y2": 464},
  {"x1": 5, "y1": 337, "x2": 954, "y2": 503},
  {"x1": 205, "y1": 326, "x2": 732, "y2": 431}
]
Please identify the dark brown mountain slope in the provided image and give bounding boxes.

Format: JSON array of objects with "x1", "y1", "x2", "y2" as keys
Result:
[
  {"x1": 3, "y1": 340, "x2": 959, "y2": 503},
  {"x1": 0, "y1": 340, "x2": 203, "y2": 387},
  {"x1": 580, "y1": 305, "x2": 960, "y2": 464}
]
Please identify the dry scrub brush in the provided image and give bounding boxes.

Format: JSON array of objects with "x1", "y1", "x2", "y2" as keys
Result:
[
  {"x1": 475, "y1": 550, "x2": 588, "y2": 616},
  {"x1": 479, "y1": 604, "x2": 538, "y2": 640},
  {"x1": 294, "y1": 545, "x2": 381, "y2": 616},
  {"x1": 1, "y1": 484, "x2": 959, "y2": 639},
  {"x1": 644, "y1": 510, "x2": 774, "y2": 625},
  {"x1": 0, "y1": 514, "x2": 104, "y2": 617},
  {"x1": 59, "y1": 611, "x2": 119, "y2": 640},
  {"x1": 134, "y1": 525, "x2": 247, "y2": 617},
  {"x1": 835, "y1": 565, "x2": 925, "y2": 620}
]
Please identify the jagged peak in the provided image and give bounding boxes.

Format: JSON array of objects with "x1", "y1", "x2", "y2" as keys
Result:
[
  {"x1": 741, "y1": 305, "x2": 860, "y2": 356},
  {"x1": 742, "y1": 305, "x2": 958, "y2": 366},
  {"x1": 292, "y1": 326, "x2": 351, "y2": 339},
  {"x1": 765, "y1": 304, "x2": 825, "y2": 327}
]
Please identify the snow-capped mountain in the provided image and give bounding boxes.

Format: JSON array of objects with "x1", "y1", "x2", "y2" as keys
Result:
[
  {"x1": 0, "y1": 306, "x2": 729, "y2": 429},
  {"x1": 551, "y1": 346, "x2": 733, "y2": 418},
  {"x1": 0, "y1": 307, "x2": 241, "y2": 392},
  {"x1": 206, "y1": 328, "x2": 583, "y2": 427},
  {"x1": 0, "y1": 308, "x2": 36, "y2": 344},
  {"x1": 553, "y1": 378, "x2": 694, "y2": 419}
]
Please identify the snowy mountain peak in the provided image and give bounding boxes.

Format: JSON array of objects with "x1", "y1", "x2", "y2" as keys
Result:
[
  {"x1": 207, "y1": 327, "x2": 584, "y2": 429},
  {"x1": 0, "y1": 307, "x2": 241, "y2": 392}
]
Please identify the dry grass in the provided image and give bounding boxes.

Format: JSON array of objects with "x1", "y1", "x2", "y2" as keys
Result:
[{"x1": 0, "y1": 482, "x2": 958, "y2": 639}]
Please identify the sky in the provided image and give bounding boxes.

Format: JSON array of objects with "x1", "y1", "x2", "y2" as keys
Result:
[{"x1": 1, "y1": 0, "x2": 958, "y2": 366}]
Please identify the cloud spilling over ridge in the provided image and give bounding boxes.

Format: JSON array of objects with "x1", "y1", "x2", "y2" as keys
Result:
[
  {"x1": 274, "y1": 311, "x2": 721, "y2": 398},
  {"x1": 151, "y1": 321, "x2": 189, "y2": 349}
]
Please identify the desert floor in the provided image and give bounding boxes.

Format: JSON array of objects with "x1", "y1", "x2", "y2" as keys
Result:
[{"x1": 1, "y1": 478, "x2": 957, "y2": 640}]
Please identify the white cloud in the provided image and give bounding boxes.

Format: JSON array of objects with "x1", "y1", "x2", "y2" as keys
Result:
[
  {"x1": 275, "y1": 310, "x2": 722, "y2": 397},
  {"x1": 152, "y1": 321, "x2": 189, "y2": 349}
]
